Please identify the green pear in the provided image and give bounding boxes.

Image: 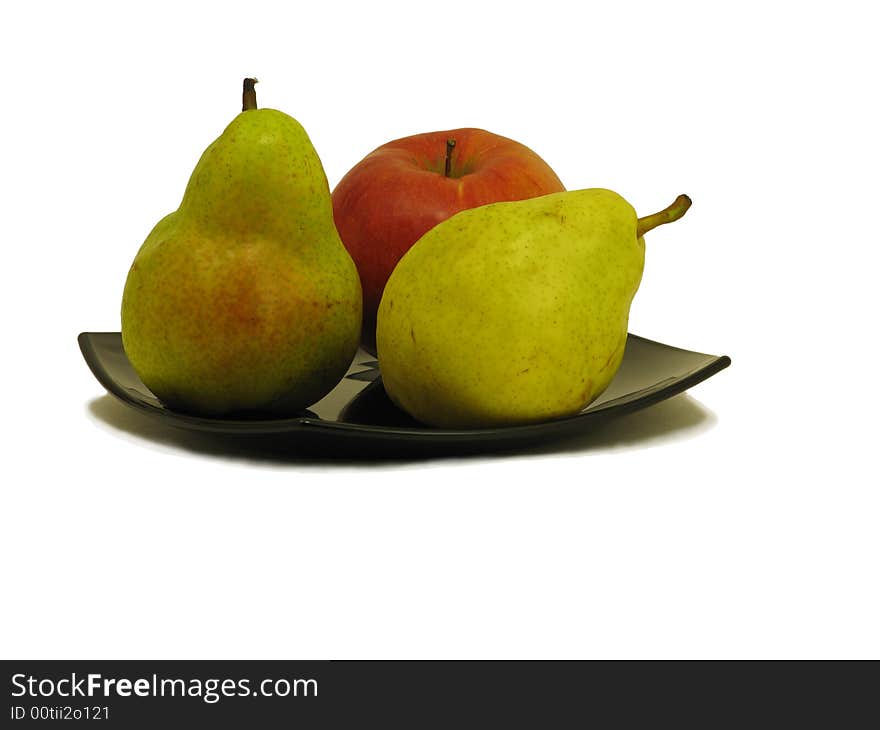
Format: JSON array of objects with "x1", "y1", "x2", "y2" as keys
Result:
[
  {"x1": 375, "y1": 188, "x2": 690, "y2": 427},
  {"x1": 121, "y1": 79, "x2": 361, "y2": 416}
]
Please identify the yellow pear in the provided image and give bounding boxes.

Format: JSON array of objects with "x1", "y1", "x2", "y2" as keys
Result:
[{"x1": 376, "y1": 188, "x2": 690, "y2": 427}]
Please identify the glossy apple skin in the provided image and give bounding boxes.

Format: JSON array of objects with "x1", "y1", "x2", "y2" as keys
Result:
[{"x1": 331, "y1": 128, "x2": 565, "y2": 352}]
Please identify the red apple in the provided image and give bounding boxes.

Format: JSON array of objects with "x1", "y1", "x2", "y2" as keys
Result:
[{"x1": 331, "y1": 128, "x2": 565, "y2": 352}]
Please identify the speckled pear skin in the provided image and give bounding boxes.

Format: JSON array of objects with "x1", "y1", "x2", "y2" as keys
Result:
[
  {"x1": 121, "y1": 108, "x2": 362, "y2": 416},
  {"x1": 376, "y1": 188, "x2": 644, "y2": 428}
]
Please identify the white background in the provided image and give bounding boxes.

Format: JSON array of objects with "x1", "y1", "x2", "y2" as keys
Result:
[{"x1": 1, "y1": 1, "x2": 877, "y2": 659}]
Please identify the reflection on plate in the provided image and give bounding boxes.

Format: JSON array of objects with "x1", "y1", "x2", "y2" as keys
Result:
[{"x1": 79, "y1": 332, "x2": 730, "y2": 454}]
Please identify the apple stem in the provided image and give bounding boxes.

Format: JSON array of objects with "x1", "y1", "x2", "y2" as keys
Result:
[
  {"x1": 444, "y1": 138, "x2": 456, "y2": 177},
  {"x1": 636, "y1": 194, "x2": 692, "y2": 237},
  {"x1": 242, "y1": 77, "x2": 259, "y2": 111}
]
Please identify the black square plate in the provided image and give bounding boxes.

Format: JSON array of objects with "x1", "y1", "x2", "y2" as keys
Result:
[{"x1": 79, "y1": 332, "x2": 730, "y2": 454}]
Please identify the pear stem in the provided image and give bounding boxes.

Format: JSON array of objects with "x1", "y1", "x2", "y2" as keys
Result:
[
  {"x1": 444, "y1": 138, "x2": 456, "y2": 177},
  {"x1": 636, "y1": 194, "x2": 692, "y2": 237},
  {"x1": 242, "y1": 77, "x2": 259, "y2": 111}
]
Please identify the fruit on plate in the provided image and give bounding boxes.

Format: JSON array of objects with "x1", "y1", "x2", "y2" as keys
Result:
[
  {"x1": 375, "y1": 189, "x2": 692, "y2": 428},
  {"x1": 331, "y1": 128, "x2": 565, "y2": 352},
  {"x1": 121, "y1": 79, "x2": 362, "y2": 416}
]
